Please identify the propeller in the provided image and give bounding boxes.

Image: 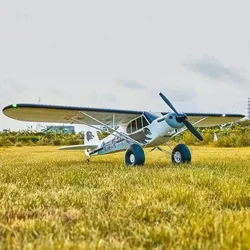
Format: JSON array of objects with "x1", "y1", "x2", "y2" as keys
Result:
[{"x1": 159, "y1": 92, "x2": 203, "y2": 141}]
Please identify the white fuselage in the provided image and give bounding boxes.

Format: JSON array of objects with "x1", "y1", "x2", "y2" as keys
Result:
[{"x1": 93, "y1": 119, "x2": 179, "y2": 156}]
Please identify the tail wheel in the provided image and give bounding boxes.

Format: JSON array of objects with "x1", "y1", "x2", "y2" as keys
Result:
[
  {"x1": 125, "y1": 144, "x2": 145, "y2": 166},
  {"x1": 171, "y1": 144, "x2": 191, "y2": 164}
]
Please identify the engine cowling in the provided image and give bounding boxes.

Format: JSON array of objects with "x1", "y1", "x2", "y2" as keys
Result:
[{"x1": 165, "y1": 113, "x2": 184, "y2": 129}]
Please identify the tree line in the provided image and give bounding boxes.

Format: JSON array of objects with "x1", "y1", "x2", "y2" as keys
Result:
[{"x1": 1, "y1": 120, "x2": 250, "y2": 147}]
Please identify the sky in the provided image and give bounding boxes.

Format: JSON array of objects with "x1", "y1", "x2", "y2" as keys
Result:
[{"x1": 1, "y1": 0, "x2": 250, "y2": 132}]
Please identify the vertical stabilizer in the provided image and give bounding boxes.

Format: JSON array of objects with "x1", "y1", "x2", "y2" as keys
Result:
[{"x1": 84, "y1": 127, "x2": 100, "y2": 146}]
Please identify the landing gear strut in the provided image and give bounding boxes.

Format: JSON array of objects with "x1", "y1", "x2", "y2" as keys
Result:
[{"x1": 85, "y1": 149, "x2": 91, "y2": 163}]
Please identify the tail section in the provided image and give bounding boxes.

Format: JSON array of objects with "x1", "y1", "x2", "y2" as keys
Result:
[
  {"x1": 84, "y1": 128, "x2": 100, "y2": 146},
  {"x1": 58, "y1": 127, "x2": 100, "y2": 153}
]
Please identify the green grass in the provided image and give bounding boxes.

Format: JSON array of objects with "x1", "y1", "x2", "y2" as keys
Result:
[{"x1": 1, "y1": 146, "x2": 250, "y2": 249}]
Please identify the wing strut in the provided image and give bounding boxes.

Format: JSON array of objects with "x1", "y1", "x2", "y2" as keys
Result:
[
  {"x1": 78, "y1": 111, "x2": 144, "y2": 146},
  {"x1": 68, "y1": 112, "x2": 143, "y2": 147}
]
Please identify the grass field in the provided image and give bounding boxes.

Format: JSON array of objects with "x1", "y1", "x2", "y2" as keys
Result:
[{"x1": 1, "y1": 146, "x2": 250, "y2": 249}]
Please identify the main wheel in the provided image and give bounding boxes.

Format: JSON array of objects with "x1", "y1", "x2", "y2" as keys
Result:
[
  {"x1": 125, "y1": 144, "x2": 145, "y2": 166},
  {"x1": 171, "y1": 144, "x2": 191, "y2": 164}
]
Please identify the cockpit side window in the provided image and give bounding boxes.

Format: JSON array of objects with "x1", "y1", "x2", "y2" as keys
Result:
[
  {"x1": 137, "y1": 117, "x2": 142, "y2": 130},
  {"x1": 126, "y1": 115, "x2": 149, "y2": 134},
  {"x1": 126, "y1": 123, "x2": 131, "y2": 134},
  {"x1": 131, "y1": 120, "x2": 136, "y2": 133},
  {"x1": 142, "y1": 116, "x2": 148, "y2": 127}
]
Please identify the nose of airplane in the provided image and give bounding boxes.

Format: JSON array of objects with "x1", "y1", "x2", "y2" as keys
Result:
[{"x1": 159, "y1": 92, "x2": 203, "y2": 141}]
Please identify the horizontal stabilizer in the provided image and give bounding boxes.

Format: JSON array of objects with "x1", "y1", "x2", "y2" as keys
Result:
[{"x1": 58, "y1": 144, "x2": 97, "y2": 151}]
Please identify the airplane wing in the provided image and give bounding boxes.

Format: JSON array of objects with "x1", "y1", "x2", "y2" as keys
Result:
[
  {"x1": 2, "y1": 103, "x2": 244, "y2": 127},
  {"x1": 161, "y1": 112, "x2": 245, "y2": 127},
  {"x1": 2, "y1": 103, "x2": 144, "y2": 126}
]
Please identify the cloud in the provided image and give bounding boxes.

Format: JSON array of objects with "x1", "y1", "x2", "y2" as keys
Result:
[
  {"x1": 0, "y1": 79, "x2": 27, "y2": 93},
  {"x1": 116, "y1": 78, "x2": 147, "y2": 89},
  {"x1": 84, "y1": 91, "x2": 117, "y2": 107},
  {"x1": 0, "y1": 79, "x2": 29, "y2": 108},
  {"x1": 150, "y1": 87, "x2": 197, "y2": 103},
  {"x1": 102, "y1": 93, "x2": 117, "y2": 103},
  {"x1": 183, "y1": 56, "x2": 248, "y2": 85}
]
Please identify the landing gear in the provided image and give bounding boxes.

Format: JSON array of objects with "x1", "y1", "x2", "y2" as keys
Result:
[
  {"x1": 125, "y1": 144, "x2": 145, "y2": 166},
  {"x1": 171, "y1": 144, "x2": 191, "y2": 164},
  {"x1": 85, "y1": 149, "x2": 91, "y2": 163}
]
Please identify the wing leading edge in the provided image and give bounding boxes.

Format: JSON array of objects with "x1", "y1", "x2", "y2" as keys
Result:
[
  {"x1": 2, "y1": 103, "x2": 245, "y2": 127},
  {"x1": 186, "y1": 113, "x2": 245, "y2": 127},
  {"x1": 161, "y1": 112, "x2": 245, "y2": 127},
  {"x1": 2, "y1": 103, "x2": 143, "y2": 126}
]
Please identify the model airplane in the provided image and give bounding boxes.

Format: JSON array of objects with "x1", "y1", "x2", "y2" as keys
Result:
[{"x1": 2, "y1": 93, "x2": 244, "y2": 166}]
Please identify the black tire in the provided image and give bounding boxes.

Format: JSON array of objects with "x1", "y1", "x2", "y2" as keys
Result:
[
  {"x1": 125, "y1": 144, "x2": 145, "y2": 166},
  {"x1": 171, "y1": 144, "x2": 191, "y2": 164}
]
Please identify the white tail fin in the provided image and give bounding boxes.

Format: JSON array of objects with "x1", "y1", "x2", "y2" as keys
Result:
[
  {"x1": 84, "y1": 127, "x2": 100, "y2": 146},
  {"x1": 58, "y1": 127, "x2": 100, "y2": 153}
]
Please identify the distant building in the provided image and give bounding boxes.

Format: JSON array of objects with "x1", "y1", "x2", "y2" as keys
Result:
[
  {"x1": 42, "y1": 125, "x2": 75, "y2": 134},
  {"x1": 1, "y1": 129, "x2": 10, "y2": 133}
]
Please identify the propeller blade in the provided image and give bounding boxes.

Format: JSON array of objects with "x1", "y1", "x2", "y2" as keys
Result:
[
  {"x1": 159, "y1": 92, "x2": 203, "y2": 141},
  {"x1": 183, "y1": 120, "x2": 203, "y2": 141},
  {"x1": 159, "y1": 92, "x2": 179, "y2": 115}
]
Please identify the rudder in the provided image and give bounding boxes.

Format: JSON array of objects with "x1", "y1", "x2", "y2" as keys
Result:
[{"x1": 84, "y1": 127, "x2": 100, "y2": 146}]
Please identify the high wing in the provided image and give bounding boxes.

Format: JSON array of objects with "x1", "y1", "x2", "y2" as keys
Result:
[
  {"x1": 161, "y1": 112, "x2": 245, "y2": 127},
  {"x1": 2, "y1": 103, "x2": 143, "y2": 126},
  {"x1": 2, "y1": 103, "x2": 244, "y2": 127}
]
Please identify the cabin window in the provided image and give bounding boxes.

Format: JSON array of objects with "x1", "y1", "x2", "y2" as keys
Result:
[
  {"x1": 131, "y1": 120, "x2": 136, "y2": 133},
  {"x1": 137, "y1": 117, "x2": 142, "y2": 130},
  {"x1": 126, "y1": 115, "x2": 149, "y2": 134},
  {"x1": 126, "y1": 123, "x2": 131, "y2": 134},
  {"x1": 142, "y1": 116, "x2": 148, "y2": 127}
]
